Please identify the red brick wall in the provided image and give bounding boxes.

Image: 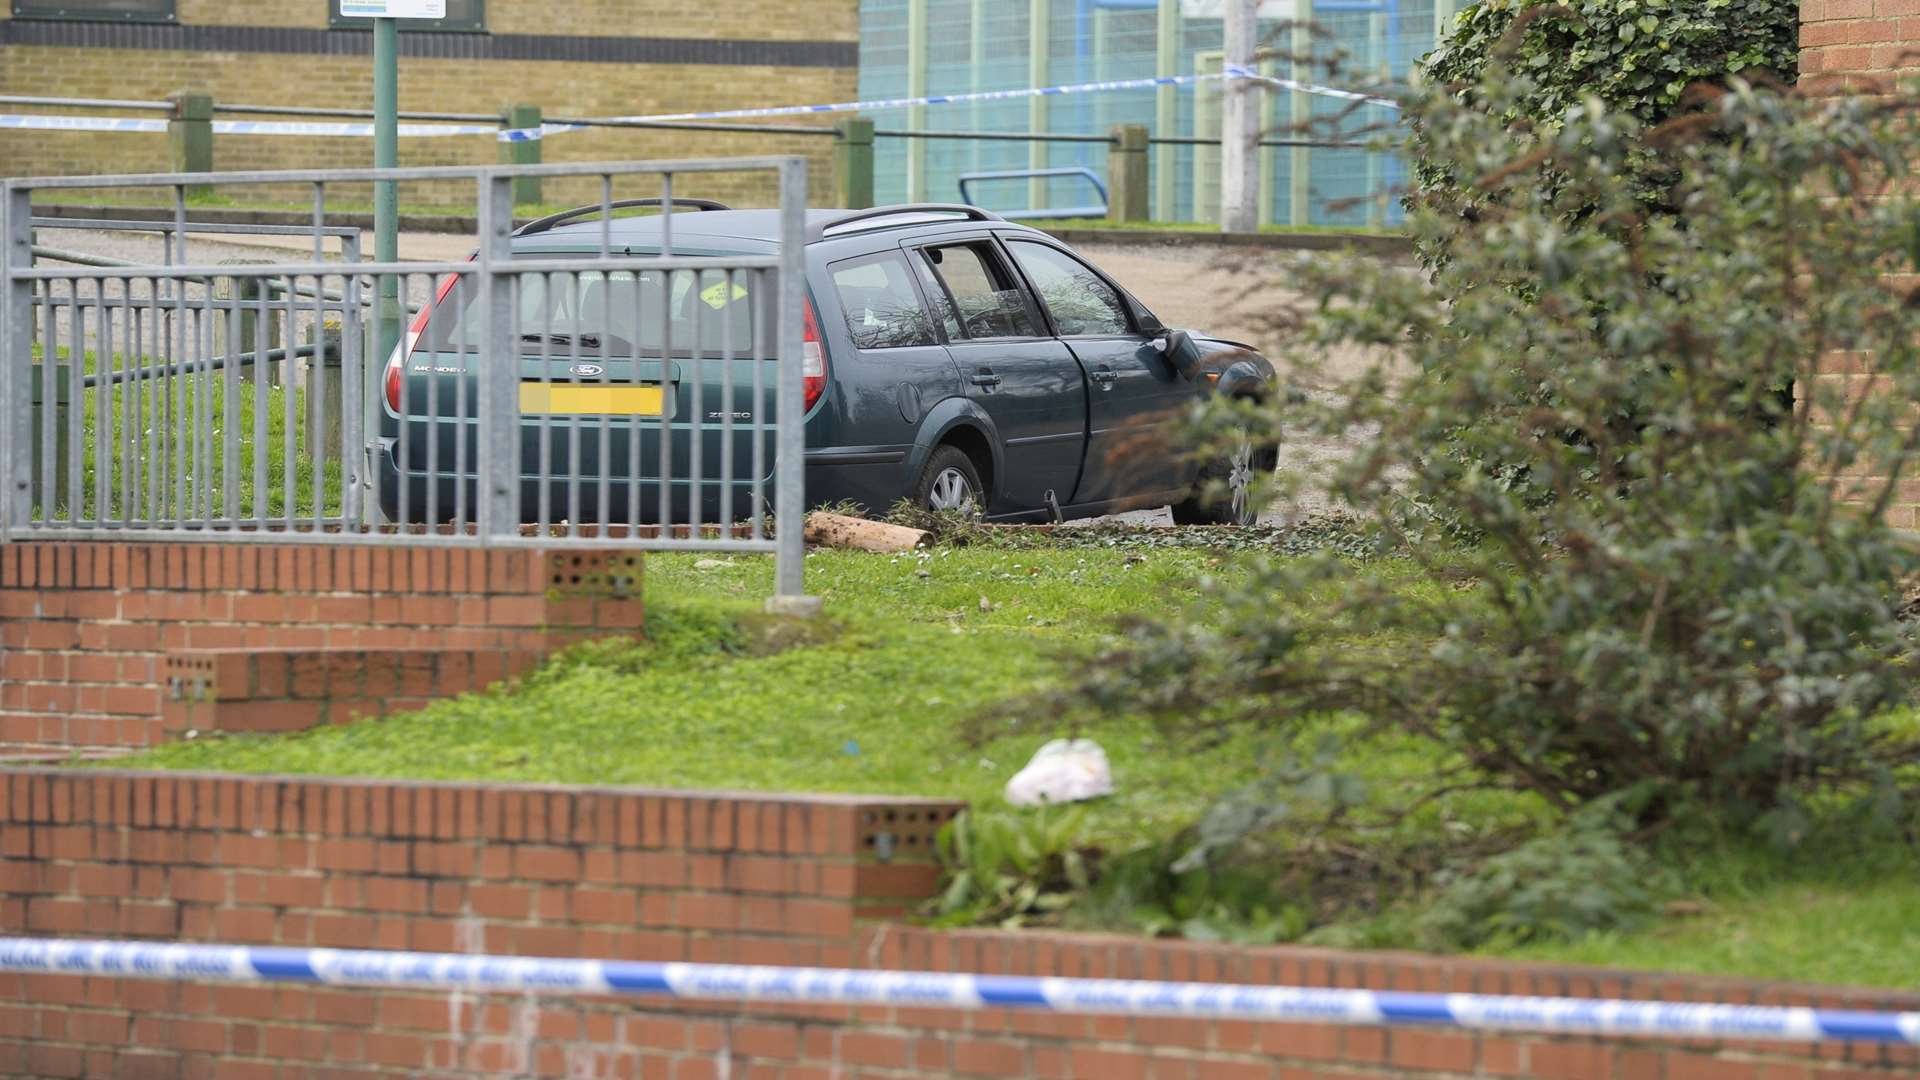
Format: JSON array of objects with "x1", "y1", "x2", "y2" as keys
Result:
[
  {"x1": 2, "y1": 770, "x2": 1915, "y2": 1079},
  {"x1": 1799, "y1": 7, "x2": 1920, "y2": 525},
  {"x1": 0, "y1": 542, "x2": 645, "y2": 750},
  {"x1": 1799, "y1": 0, "x2": 1919, "y2": 92}
]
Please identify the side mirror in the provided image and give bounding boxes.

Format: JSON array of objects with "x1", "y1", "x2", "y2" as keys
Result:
[{"x1": 1156, "y1": 328, "x2": 1203, "y2": 378}]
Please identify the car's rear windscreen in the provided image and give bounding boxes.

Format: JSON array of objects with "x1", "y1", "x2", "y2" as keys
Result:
[{"x1": 421, "y1": 252, "x2": 769, "y2": 358}]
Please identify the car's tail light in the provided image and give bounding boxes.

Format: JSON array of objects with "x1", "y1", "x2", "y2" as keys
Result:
[
  {"x1": 802, "y1": 298, "x2": 827, "y2": 413},
  {"x1": 385, "y1": 270, "x2": 463, "y2": 413}
]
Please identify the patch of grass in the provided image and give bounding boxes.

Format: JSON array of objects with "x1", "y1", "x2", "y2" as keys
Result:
[
  {"x1": 115, "y1": 545, "x2": 1284, "y2": 844},
  {"x1": 32, "y1": 192, "x2": 565, "y2": 221},
  {"x1": 33, "y1": 350, "x2": 342, "y2": 523},
  {"x1": 1504, "y1": 830, "x2": 1920, "y2": 990}
]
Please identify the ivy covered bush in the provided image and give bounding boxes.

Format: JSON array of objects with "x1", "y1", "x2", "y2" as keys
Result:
[{"x1": 1415, "y1": 0, "x2": 1800, "y2": 230}]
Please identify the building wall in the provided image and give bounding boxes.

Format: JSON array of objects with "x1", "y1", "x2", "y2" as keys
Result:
[
  {"x1": 1798, "y1": 0, "x2": 1909, "y2": 90},
  {"x1": 1800, "y1": 0, "x2": 1920, "y2": 523},
  {"x1": 856, "y1": 0, "x2": 1433, "y2": 225},
  {"x1": 0, "y1": 0, "x2": 858, "y2": 208}
]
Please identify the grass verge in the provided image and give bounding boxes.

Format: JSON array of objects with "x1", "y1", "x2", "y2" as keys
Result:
[
  {"x1": 117, "y1": 544, "x2": 1275, "y2": 844},
  {"x1": 104, "y1": 536, "x2": 1920, "y2": 990}
]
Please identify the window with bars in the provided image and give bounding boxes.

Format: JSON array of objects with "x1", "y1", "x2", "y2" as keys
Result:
[
  {"x1": 10, "y1": 0, "x2": 174, "y2": 21},
  {"x1": 328, "y1": 0, "x2": 484, "y2": 32}
]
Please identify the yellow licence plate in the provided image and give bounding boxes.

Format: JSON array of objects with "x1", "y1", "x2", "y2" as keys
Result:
[{"x1": 519, "y1": 383, "x2": 665, "y2": 417}]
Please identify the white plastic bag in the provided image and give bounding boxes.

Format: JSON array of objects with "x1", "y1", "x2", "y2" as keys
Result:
[{"x1": 1004, "y1": 738, "x2": 1114, "y2": 806}]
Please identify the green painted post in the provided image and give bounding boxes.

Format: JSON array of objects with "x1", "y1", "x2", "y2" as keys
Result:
[
  {"x1": 373, "y1": 17, "x2": 401, "y2": 371},
  {"x1": 834, "y1": 117, "x2": 876, "y2": 210},
  {"x1": 1107, "y1": 124, "x2": 1149, "y2": 223},
  {"x1": 166, "y1": 92, "x2": 213, "y2": 197},
  {"x1": 501, "y1": 103, "x2": 543, "y2": 205}
]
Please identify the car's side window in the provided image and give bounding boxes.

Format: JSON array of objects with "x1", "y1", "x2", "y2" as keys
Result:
[
  {"x1": 1004, "y1": 239, "x2": 1132, "y2": 337},
  {"x1": 919, "y1": 242, "x2": 1043, "y2": 341},
  {"x1": 829, "y1": 252, "x2": 938, "y2": 350}
]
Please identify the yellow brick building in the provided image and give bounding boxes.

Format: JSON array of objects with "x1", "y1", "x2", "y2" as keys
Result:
[{"x1": 0, "y1": 0, "x2": 860, "y2": 207}]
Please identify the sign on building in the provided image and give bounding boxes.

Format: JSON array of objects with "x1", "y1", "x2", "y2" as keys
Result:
[{"x1": 338, "y1": 0, "x2": 447, "y2": 17}]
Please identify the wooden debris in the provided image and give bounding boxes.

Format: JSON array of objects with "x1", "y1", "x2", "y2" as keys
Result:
[{"x1": 803, "y1": 511, "x2": 931, "y2": 553}]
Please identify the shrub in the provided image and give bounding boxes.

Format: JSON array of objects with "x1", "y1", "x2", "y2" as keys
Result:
[{"x1": 1059, "y1": 70, "x2": 1920, "y2": 851}]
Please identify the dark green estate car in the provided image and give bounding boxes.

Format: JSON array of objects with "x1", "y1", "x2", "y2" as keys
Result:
[{"x1": 375, "y1": 202, "x2": 1277, "y2": 527}]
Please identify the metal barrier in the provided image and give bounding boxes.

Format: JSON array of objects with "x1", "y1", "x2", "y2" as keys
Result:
[
  {"x1": 0, "y1": 938, "x2": 1914, "y2": 1044},
  {"x1": 1, "y1": 159, "x2": 812, "y2": 606},
  {"x1": 958, "y1": 166, "x2": 1111, "y2": 220}
]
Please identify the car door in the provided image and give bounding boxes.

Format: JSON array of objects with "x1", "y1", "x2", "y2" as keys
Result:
[
  {"x1": 818, "y1": 247, "x2": 961, "y2": 499},
  {"x1": 1001, "y1": 236, "x2": 1192, "y2": 506},
  {"x1": 911, "y1": 239, "x2": 1086, "y2": 514}
]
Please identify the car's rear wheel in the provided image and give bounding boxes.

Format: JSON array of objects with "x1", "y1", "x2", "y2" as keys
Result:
[
  {"x1": 1172, "y1": 434, "x2": 1268, "y2": 526},
  {"x1": 914, "y1": 445, "x2": 985, "y2": 514}
]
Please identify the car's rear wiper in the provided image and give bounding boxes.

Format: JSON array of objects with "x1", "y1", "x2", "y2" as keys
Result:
[{"x1": 521, "y1": 332, "x2": 602, "y2": 348}]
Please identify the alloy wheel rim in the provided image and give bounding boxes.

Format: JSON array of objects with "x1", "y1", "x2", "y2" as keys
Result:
[
  {"x1": 1228, "y1": 441, "x2": 1255, "y2": 524},
  {"x1": 930, "y1": 467, "x2": 975, "y2": 511}
]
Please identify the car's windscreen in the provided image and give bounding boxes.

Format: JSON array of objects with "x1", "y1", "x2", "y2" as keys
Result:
[{"x1": 420, "y1": 254, "x2": 764, "y2": 357}]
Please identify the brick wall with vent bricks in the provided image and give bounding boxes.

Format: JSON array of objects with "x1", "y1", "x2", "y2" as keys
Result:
[
  {"x1": 0, "y1": 542, "x2": 645, "y2": 750},
  {"x1": 3, "y1": 768, "x2": 1918, "y2": 1080}
]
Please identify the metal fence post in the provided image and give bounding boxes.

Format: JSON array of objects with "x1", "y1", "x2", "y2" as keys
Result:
[
  {"x1": 477, "y1": 173, "x2": 518, "y2": 541},
  {"x1": 501, "y1": 105, "x2": 543, "y2": 205},
  {"x1": 2, "y1": 184, "x2": 33, "y2": 534},
  {"x1": 766, "y1": 158, "x2": 819, "y2": 618},
  {"x1": 1107, "y1": 125, "x2": 1149, "y2": 223},
  {"x1": 833, "y1": 118, "x2": 875, "y2": 210},
  {"x1": 167, "y1": 93, "x2": 214, "y2": 197}
]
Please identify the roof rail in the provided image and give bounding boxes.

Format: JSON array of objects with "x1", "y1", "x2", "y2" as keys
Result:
[
  {"x1": 807, "y1": 203, "x2": 1005, "y2": 244},
  {"x1": 514, "y1": 198, "x2": 732, "y2": 239}
]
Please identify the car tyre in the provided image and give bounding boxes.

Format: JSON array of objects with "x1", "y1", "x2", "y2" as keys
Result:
[
  {"x1": 914, "y1": 445, "x2": 986, "y2": 514},
  {"x1": 1171, "y1": 434, "x2": 1269, "y2": 526}
]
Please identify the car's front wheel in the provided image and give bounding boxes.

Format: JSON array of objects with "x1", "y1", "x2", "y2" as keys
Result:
[
  {"x1": 1172, "y1": 435, "x2": 1268, "y2": 526},
  {"x1": 913, "y1": 445, "x2": 985, "y2": 514}
]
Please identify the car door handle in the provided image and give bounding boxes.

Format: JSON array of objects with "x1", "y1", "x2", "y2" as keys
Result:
[
  {"x1": 1091, "y1": 368, "x2": 1118, "y2": 390},
  {"x1": 970, "y1": 372, "x2": 1002, "y2": 388}
]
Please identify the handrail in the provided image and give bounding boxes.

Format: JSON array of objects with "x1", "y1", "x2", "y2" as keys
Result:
[{"x1": 958, "y1": 168, "x2": 1109, "y2": 222}]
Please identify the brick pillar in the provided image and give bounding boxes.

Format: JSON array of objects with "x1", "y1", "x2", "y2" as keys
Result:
[{"x1": 1800, "y1": 1, "x2": 1920, "y2": 524}]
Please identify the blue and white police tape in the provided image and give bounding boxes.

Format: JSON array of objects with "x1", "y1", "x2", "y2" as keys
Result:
[
  {"x1": 0, "y1": 114, "x2": 501, "y2": 138},
  {"x1": 496, "y1": 68, "x2": 1400, "y2": 143},
  {"x1": 1, "y1": 937, "x2": 1915, "y2": 1044},
  {"x1": 1221, "y1": 64, "x2": 1400, "y2": 110}
]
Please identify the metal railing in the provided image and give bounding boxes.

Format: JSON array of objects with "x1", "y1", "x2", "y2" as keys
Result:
[
  {"x1": 2, "y1": 93, "x2": 1373, "y2": 223},
  {"x1": 1, "y1": 159, "x2": 813, "y2": 607}
]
